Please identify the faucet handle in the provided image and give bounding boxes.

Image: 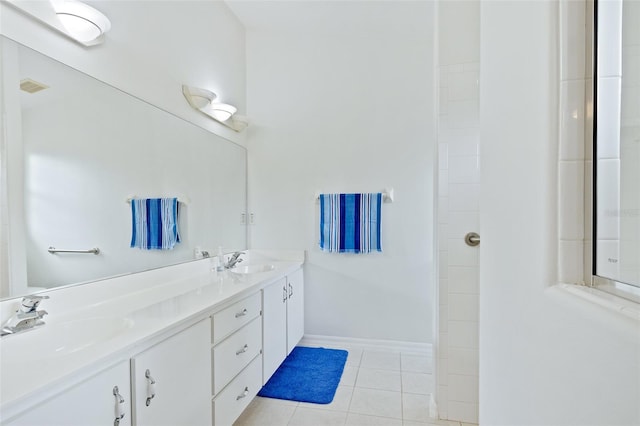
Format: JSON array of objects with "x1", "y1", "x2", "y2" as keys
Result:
[{"x1": 20, "y1": 295, "x2": 49, "y2": 313}]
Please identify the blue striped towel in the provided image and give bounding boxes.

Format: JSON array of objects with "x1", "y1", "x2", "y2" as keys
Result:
[
  {"x1": 319, "y1": 193, "x2": 382, "y2": 253},
  {"x1": 130, "y1": 198, "x2": 181, "y2": 250}
]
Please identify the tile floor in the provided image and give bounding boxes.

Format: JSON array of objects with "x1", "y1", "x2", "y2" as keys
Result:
[{"x1": 234, "y1": 346, "x2": 476, "y2": 426}]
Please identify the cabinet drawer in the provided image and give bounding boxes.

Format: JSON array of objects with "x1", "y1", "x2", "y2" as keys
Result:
[
  {"x1": 213, "y1": 316, "x2": 262, "y2": 395},
  {"x1": 213, "y1": 354, "x2": 262, "y2": 426},
  {"x1": 212, "y1": 292, "x2": 261, "y2": 344}
]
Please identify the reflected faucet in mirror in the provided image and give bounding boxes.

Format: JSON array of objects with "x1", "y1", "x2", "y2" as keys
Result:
[
  {"x1": 1, "y1": 295, "x2": 49, "y2": 336},
  {"x1": 225, "y1": 252, "x2": 245, "y2": 269}
]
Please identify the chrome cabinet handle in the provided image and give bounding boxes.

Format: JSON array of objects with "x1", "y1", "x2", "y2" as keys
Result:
[
  {"x1": 282, "y1": 285, "x2": 287, "y2": 303},
  {"x1": 288, "y1": 283, "x2": 293, "y2": 298},
  {"x1": 236, "y1": 387, "x2": 249, "y2": 400},
  {"x1": 113, "y1": 386, "x2": 125, "y2": 426},
  {"x1": 236, "y1": 344, "x2": 249, "y2": 355},
  {"x1": 235, "y1": 308, "x2": 248, "y2": 318},
  {"x1": 464, "y1": 232, "x2": 480, "y2": 247},
  {"x1": 145, "y1": 369, "x2": 156, "y2": 406}
]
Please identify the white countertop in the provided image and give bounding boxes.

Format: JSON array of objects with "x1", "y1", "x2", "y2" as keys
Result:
[{"x1": 0, "y1": 250, "x2": 304, "y2": 420}]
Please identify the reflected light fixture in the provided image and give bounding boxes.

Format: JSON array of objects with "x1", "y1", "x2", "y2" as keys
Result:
[
  {"x1": 182, "y1": 85, "x2": 247, "y2": 132},
  {"x1": 53, "y1": 0, "x2": 111, "y2": 43}
]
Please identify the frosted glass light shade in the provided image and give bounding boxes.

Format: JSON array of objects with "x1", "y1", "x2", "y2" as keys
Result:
[
  {"x1": 54, "y1": 1, "x2": 111, "y2": 43},
  {"x1": 205, "y1": 103, "x2": 237, "y2": 122}
]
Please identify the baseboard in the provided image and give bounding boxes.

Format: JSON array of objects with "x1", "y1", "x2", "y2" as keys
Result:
[{"x1": 300, "y1": 334, "x2": 432, "y2": 356}]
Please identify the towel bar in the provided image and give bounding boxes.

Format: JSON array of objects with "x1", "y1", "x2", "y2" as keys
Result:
[
  {"x1": 48, "y1": 246, "x2": 100, "y2": 255},
  {"x1": 125, "y1": 196, "x2": 189, "y2": 205},
  {"x1": 314, "y1": 188, "x2": 394, "y2": 203}
]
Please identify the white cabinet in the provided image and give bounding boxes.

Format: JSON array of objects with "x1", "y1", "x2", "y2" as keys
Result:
[
  {"x1": 211, "y1": 293, "x2": 263, "y2": 425},
  {"x1": 6, "y1": 360, "x2": 131, "y2": 426},
  {"x1": 131, "y1": 319, "x2": 211, "y2": 426},
  {"x1": 262, "y1": 268, "x2": 304, "y2": 384}
]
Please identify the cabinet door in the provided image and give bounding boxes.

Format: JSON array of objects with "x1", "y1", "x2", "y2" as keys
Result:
[
  {"x1": 6, "y1": 361, "x2": 131, "y2": 426},
  {"x1": 286, "y1": 268, "x2": 305, "y2": 354},
  {"x1": 132, "y1": 319, "x2": 211, "y2": 426},
  {"x1": 261, "y1": 277, "x2": 287, "y2": 384}
]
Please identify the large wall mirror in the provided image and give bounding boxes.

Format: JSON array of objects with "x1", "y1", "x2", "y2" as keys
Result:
[
  {"x1": 0, "y1": 36, "x2": 247, "y2": 300},
  {"x1": 594, "y1": 0, "x2": 640, "y2": 290}
]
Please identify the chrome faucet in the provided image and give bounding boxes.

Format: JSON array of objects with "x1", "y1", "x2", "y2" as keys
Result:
[
  {"x1": 225, "y1": 251, "x2": 245, "y2": 269},
  {"x1": 1, "y1": 295, "x2": 49, "y2": 336}
]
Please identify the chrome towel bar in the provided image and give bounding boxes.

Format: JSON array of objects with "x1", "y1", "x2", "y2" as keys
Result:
[{"x1": 48, "y1": 246, "x2": 100, "y2": 255}]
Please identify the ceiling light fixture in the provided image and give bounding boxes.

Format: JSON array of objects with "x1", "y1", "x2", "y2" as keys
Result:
[
  {"x1": 182, "y1": 85, "x2": 247, "y2": 132},
  {"x1": 53, "y1": 0, "x2": 111, "y2": 44}
]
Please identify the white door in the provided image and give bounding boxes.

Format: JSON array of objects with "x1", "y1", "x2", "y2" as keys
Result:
[
  {"x1": 131, "y1": 319, "x2": 211, "y2": 426},
  {"x1": 261, "y1": 277, "x2": 287, "y2": 384},
  {"x1": 6, "y1": 361, "x2": 131, "y2": 426},
  {"x1": 286, "y1": 268, "x2": 305, "y2": 354}
]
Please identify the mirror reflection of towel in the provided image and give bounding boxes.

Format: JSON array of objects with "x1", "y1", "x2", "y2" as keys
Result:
[
  {"x1": 130, "y1": 198, "x2": 180, "y2": 250},
  {"x1": 319, "y1": 193, "x2": 382, "y2": 253}
]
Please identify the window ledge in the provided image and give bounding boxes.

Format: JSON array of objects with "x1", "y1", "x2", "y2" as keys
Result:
[{"x1": 554, "y1": 283, "x2": 640, "y2": 322}]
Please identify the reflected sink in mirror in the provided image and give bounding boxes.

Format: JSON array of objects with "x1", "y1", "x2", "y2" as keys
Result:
[
  {"x1": 1, "y1": 317, "x2": 134, "y2": 362},
  {"x1": 230, "y1": 264, "x2": 276, "y2": 274}
]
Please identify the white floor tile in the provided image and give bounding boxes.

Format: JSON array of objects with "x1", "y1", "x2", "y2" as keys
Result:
[
  {"x1": 346, "y1": 413, "x2": 403, "y2": 426},
  {"x1": 233, "y1": 396, "x2": 297, "y2": 426},
  {"x1": 356, "y1": 368, "x2": 402, "y2": 391},
  {"x1": 402, "y1": 393, "x2": 431, "y2": 423},
  {"x1": 298, "y1": 386, "x2": 353, "y2": 412},
  {"x1": 349, "y1": 387, "x2": 403, "y2": 419},
  {"x1": 340, "y1": 365, "x2": 358, "y2": 387},
  {"x1": 402, "y1": 372, "x2": 434, "y2": 395},
  {"x1": 401, "y1": 354, "x2": 433, "y2": 374},
  {"x1": 361, "y1": 350, "x2": 401, "y2": 371},
  {"x1": 288, "y1": 407, "x2": 348, "y2": 426},
  {"x1": 345, "y1": 347, "x2": 364, "y2": 367}
]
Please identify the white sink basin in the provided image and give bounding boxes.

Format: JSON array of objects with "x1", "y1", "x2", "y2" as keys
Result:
[
  {"x1": 1, "y1": 317, "x2": 134, "y2": 361},
  {"x1": 231, "y1": 264, "x2": 276, "y2": 274}
]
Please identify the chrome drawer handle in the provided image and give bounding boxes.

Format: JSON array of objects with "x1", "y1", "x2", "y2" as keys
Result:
[
  {"x1": 113, "y1": 386, "x2": 125, "y2": 426},
  {"x1": 235, "y1": 308, "x2": 248, "y2": 318},
  {"x1": 236, "y1": 387, "x2": 249, "y2": 400},
  {"x1": 145, "y1": 369, "x2": 156, "y2": 406},
  {"x1": 283, "y1": 286, "x2": 287, "y2": 303},
  {"x1": 236, "y1": 344, "x2": 249, "y2": 355}
]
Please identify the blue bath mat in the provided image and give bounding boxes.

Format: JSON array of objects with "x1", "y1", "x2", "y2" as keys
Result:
[{"x1": 258, "y1": 346, "x2": 348, "y2": 404}]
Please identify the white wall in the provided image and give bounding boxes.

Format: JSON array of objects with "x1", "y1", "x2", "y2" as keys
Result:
[
  {"x1": 244, "y1": 4, "x2": 437, "y2": 344},
  {"x1": 0, "y1": 0, "x2": 246, "y2": 145},
  {"x1": 480, "y1": 2, "x2": 640, "y2": 425}
]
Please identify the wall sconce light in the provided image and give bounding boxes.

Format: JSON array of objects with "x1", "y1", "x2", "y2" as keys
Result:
[
  {"x1": 182, "y1": 85, "x2": 248, "y2": 132},
  {"x1": 4, "y1": 0, "x2": 111, "y2": 46},
  {"x1": 53, "y1": 0, "x2": 111, "y2": 44}
]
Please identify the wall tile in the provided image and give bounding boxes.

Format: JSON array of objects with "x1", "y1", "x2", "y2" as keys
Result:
[
  {"x1": 596, "y1": 239, "x2": 621, "y2": 279},
  {"x1": 439, "y1": 197, "x2": 449, "y2": 225},
  {"x1": 596, "y1": 0, "x2": 622, "y2": 78},
  {"x1": 438, "y1": 385, "x2": 448, "y2": 418},
  {"x1": 448, "y1": 156, "x2": 480, "y2": 184},
  {"x1": 448, "y1": 374, "x2": 479, "y2": 402},
  {"x1": 448, "y1": 238, "x2": 479, "y2": 267},
  {"x1": 560, "y1": 0, "x2": 586, "y2": 80},
  {"x1": 448, "y1": 294, "x2": 479, "y2": 322},
  {"x1": 441, "y1": 127, "x2": 480, "y2": 157},
  {"x1": 439, "y1": 250, "x2": 449, "y2": 278},
  {"x1": 438, "y1": 332, "x2": 449, "y2": 359},
  {"x1": 440, "y1": 279, "x2": 449, "y2": 306},
  {"x1": 559, "y1": 239, "x2": 584, "y2": 284},
  {"x1": 596, "y1": 77, "x2": 622, "y2": 159},
  {"x1": 448, "y1": 71, "x2": 479, "y2": 101},
  {"x1": 439, "y1": 172, "x2": 449, "y2": 196},
  {"x1": 447, "y1": 401, "x2": 478, "y2": 424},
  {"x1": 438, "y1": 358, "x2": 448, "y2": 386},
  {"x1": 448, "y1": 212, "x2": 480, "y2": 241},
  {"x1": 439, "y1": 304, "x2": 448, "y2": 332},
  {"x1": 558, "y1": 161, "x2": 585, "y2": 240},
  {"x1": 439, "y1": 143, "x2": 449, "y2": 170},
  {"x1": 448, "y1": 266, "x2": 479, "y2": 294},
  {"x1": 595, "y1": 159, "x2": 620, "y2": 240},
  {"x1": 449, "y1": 184, "x2": 480, "y2": 212},
  {"x1": 585, "y1": 78, "x2": 594, "y2": 161},
  {"x1": 448, "y1": 347, "x2": 478, "y2": 376},
  {"x1": 439, "y1": 224, "x2": 449, "y2": 250},
  {"x1": 560, "y1": 79, "x2": 586, "y2": 161},
  {"x1": 447, "y1": 100, "x2": 479, "y2": 129},
  {"x1": 584, "y1": 160, "x2": 593, "y2": 240},
  {"x1": 448, "y1": 321, "x2": 478, "y2": 348}
]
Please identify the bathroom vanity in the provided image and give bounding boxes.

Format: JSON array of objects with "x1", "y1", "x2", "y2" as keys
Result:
[{"x1": 0, "y1": 251, "x2": 304, "y2": 426}]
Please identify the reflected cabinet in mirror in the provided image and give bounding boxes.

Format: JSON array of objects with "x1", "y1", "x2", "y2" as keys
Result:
[
  {"x1": 0, "y1": 36, "x2": 247, "y2": 299},
  {"x1": 594, "y1": 0, "x2": 640, "y2": 289}
]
